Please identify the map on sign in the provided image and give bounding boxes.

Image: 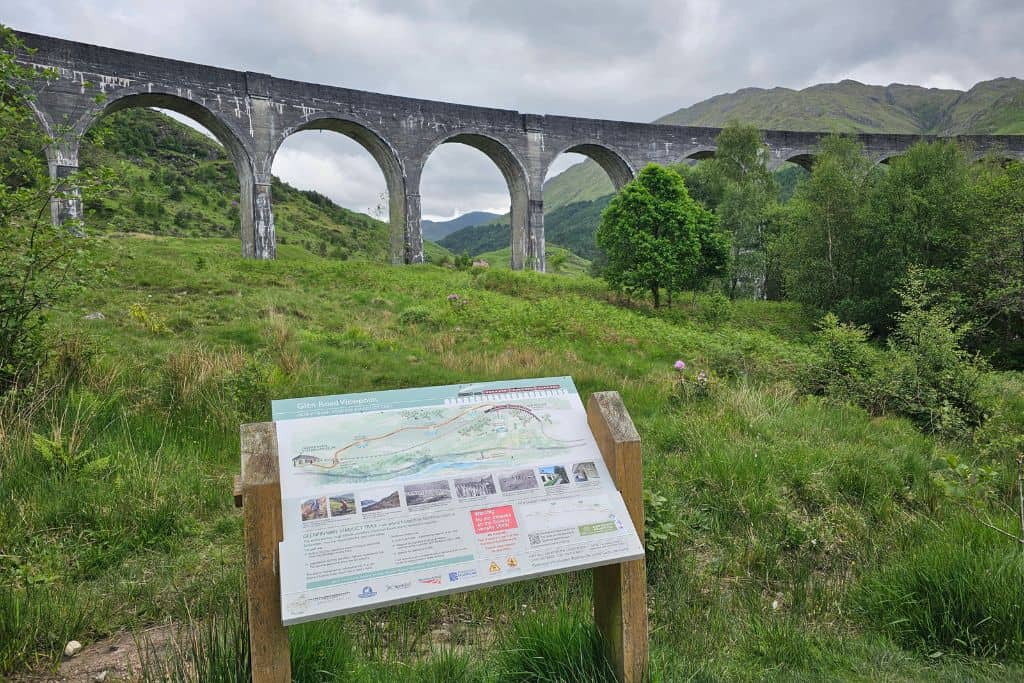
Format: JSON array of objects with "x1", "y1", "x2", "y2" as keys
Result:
[
  {"x1": 272, "y1": 377, "x2": 644, "y2": 625},
  {"x1": 286, "y1": 399, "x2": 586, "y2": 486}
]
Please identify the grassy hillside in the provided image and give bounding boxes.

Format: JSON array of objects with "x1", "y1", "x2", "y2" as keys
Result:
[
  {"x1": 439, "y1": 195, "x2": 612, "y2": 262},
  {"x1": 3, "y1": 237, "x2": 1024, "y2": 680},
  {"x1": 81, "y1": 108, "x2": 450, "y2": 262},
  {"x1": 473, "y1": 244, "x2": 591, "y2": 275}
]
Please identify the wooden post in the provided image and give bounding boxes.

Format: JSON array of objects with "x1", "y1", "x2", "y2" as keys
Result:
[
  {"x1": 240, "y1": 422, "x2": 291, "y2": 683},
  {"x1": 587, "y1": 392, "x2": 648, "y2": 683}
]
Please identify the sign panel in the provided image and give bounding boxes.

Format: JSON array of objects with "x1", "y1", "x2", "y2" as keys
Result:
[{"x1": 272, "y1": 376, "x2": 644, "y2": 625}]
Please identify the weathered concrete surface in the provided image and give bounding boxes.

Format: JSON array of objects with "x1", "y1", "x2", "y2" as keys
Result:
[{"x1": 17, "y1": 30, "x2": 1024, "y2": 271}]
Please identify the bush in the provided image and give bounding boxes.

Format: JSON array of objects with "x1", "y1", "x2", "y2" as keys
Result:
[
  {"x1": 851, "y1": 515, "x2": 1024, "y2": 659},
  {"x1": 884, "y1": 272, "x2": 990, "y2": 436},
  {"x1": 398, "y1": 305, "x2": 437, "y2": 327},
  {"x1": 804, "y1": 313, "x2": 880, "y2": 408},
  {"x1": 227, "y1": 358, "x2": 273, "y2": 423},
  {"x1": 806, "y1": 272, "x2": 991, "y2": 437}
]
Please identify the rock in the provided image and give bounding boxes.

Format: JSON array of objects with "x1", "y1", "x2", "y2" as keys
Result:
[
  {"x1": 93, "y1": 671, "x2": 109, "y2": 682},
  {"x1": 83, "y1": 312, "x2": 105, "y2": 320},
  {"x1": 64, "y1": 640, "x2": 83, "y2": 657}
]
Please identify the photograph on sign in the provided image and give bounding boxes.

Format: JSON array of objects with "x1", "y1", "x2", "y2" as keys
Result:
[{"x1": 272, "y1": 376, "x2": 644, "y2": 625}]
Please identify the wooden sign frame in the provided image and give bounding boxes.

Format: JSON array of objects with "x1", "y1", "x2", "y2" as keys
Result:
[{"x1": 234, "y1": 390, "x2": 648, "y2": 682}]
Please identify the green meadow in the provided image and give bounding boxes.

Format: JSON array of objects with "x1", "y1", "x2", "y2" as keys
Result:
[{"x1": 3, "y1": 236, "x2": 1023, "y2": 681}]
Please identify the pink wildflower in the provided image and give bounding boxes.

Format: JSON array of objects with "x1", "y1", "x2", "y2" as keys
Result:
[{"x1": 674, "y1": 360, "x2": 686, "y2": 371}]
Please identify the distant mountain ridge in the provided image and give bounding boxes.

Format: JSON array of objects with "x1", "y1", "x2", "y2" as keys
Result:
[
  {"x1": 657, "y1": 77, "x2": 1024, "y2": 135},
  {"x1": 422, "y1": 211, "x2": 502, "y2": 241}
]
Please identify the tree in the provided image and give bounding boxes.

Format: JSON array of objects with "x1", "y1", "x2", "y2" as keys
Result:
[
  {"x1": 596, "y1": 164, "x2": 729, "y2": 307},
  {"x1": 777, "y1": 134, "x2": 880, "y2": 321},
  {"x1": 702, "y1": 122, "x2": 778, "y2": 299},
  {"x1": 956, "y1": 158, "x2": 1024, "y2": 366},
  {"x1": 0, "y1": 26, "x2": 107, "y2": 393}
]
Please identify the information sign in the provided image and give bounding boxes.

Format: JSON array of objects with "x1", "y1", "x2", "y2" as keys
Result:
[{"x1": 272, "y1": 377, "x2": 644, "y2": 625}]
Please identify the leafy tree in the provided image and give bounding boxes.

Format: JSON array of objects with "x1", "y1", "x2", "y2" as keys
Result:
[
  {"x1": 777, "y1": 134, "x2": 880, "y2": 321},
  {"x1": 596, "y1": 164, "x2": 728, "y2": 307},
  {"x1": 0, "y1": 26, "x2": 108, "y2": 393},
  {"x1": 870, "y1": 140, "x2": 976, "y2": 314},
  {"x1": 701, "y1": 122, "x2": 778, "y2": 299},
  {"x1": 956, "y1": 158, "x2": 1024, "y2": 366}
]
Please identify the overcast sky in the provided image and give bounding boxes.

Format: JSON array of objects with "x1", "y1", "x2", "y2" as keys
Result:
[{"x1": 7, "y1": 1, "x2": 1023, "y2": 220}]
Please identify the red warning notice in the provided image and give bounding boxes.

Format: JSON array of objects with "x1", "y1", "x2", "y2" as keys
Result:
[{"x1": 471, "y1": 505, "x2": 518, "y2": 533}]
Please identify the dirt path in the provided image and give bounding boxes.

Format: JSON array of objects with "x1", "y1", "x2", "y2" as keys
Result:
[{"x1": 12, "y1": 624, "x2": 176, "y2": 683}]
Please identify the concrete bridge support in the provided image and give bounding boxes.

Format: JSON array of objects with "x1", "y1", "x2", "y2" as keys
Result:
[{"x1": 45, "y1": 141, "x2": 84, "y2": 233}]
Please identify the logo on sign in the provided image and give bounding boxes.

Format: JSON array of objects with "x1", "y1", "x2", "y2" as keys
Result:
[
  {"x1": 489, "y1": 561, "x2": 501, "y2": 574},
  {"x1": 386, "y1": 581, "x2": 412, "y2": 592},
  {"x1": 418, "y1": 576, "x2": 442, "y2": 585},
  {"x1": 448, "y1": 569, "x2": 478, "y2": 583},
  {"x1": 358, "y1": 586, "x2": 377, "y2": 598}
]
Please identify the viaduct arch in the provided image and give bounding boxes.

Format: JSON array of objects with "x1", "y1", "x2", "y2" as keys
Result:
[{"x1": 16, "y1": 30, "x2": 1024, "y2": 272}]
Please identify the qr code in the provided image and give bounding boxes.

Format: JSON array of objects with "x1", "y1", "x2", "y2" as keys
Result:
[{"x1": 528, "y1": 533, "x2": 542, "y2": 546}]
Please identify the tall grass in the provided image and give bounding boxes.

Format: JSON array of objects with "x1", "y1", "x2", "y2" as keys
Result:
[
  {"x1": 494, "y1": 609, "x2": 615, "y2": 682},
  {"x1": 137, "y1": 596, "x2": 250, "y2": 683},
  {"x1": 0, "y1": 586, "x2": 89, "y2": 672},
  {"x1": 852, "y1": 515, "x2": 1024, "y2": 659}
]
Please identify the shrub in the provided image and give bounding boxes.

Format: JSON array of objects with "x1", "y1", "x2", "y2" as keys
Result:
[
  {"x1": 805, "y1": 272, "x2": 991, "y2": 437},
  {"x1": 804, "y1": 313, "x2": 880, "y2": 408},
  {"x1": 643, "y1": 488, "x2": 679, "y2": 555},
  {"x1": 398, "y1": 305, "x2": 437, "y2": 327},
  {"x1": 884, "y1": 272, "x2": 990, "y2": 436},
  {"x1": 227, "y1": 358, "x2": 273, "y2": 423}
]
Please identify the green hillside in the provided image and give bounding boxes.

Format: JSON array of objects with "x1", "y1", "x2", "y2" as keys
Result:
[
  {"x1": 422, "y1": 211, "x2": 502, "y2": 241},
  {"x1": 5, "y1": 237, "x2": 1024, "y2": 680},
  {"x1": 439, "y1": 194, "x2": 613, "y2": 261},
  {"x1": 658, "y1": 77, "x2": 1024, "y2": 134},
  {"x1": 81, "y1": 108, "x2": 449, "y2": 262}
]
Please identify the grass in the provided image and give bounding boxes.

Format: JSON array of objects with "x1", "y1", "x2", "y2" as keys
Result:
[{"x1": 2, "y1": 234, "x2": 1024, "y2": 680}]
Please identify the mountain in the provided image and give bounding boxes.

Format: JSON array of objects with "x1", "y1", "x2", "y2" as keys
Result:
[
  {"x1": 79, "y1": 107, "x2": 449, "y2": 262},
  {"x1": 657, "y1": 78, "x2": 1024, "y2": 134},
  {"x1": 422, "y1": 211, "x2": 502, "y2": 241}
]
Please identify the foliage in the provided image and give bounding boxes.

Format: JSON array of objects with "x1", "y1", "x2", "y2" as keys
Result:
[
  {"x1": 806, "y1": 272, "x2": 990, "y2": 437},
  {"x1": 776, "y1": 134, "x2": 881, "y2": 322},
  {"x1": 885, "y1": 271, "x2": 990, "y2": 435},
  {"x1": 1, "y1": 238, "x2": 1023, "y2": 679},
  {"x1": 642, "y1": 489, "x2": 679, "y2": 555},
  {"x1": 699, "y1": 122, "x2": 779, "y2": 299},
  {"x1": 956, "y1": 159, "x2": 1024, "y2": 366},
  {"x1": 597, "y1": 164, "x2": 728, "y2": 306},
  {"x1": 0, "y1": 27, "x2": 108, "y2": 394}
]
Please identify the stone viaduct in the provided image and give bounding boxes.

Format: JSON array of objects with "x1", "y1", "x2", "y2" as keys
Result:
[{"x1": 16, "y1": 30, "x2": 1024, "y2": 272}]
